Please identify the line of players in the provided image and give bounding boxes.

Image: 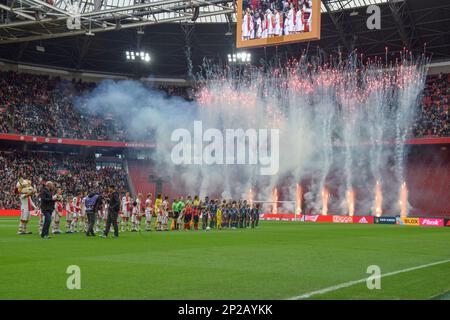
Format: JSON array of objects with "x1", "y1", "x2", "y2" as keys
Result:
[
  {"x1": 242, "y1": 0, "x2": 313, "y2": 40},
  {"x1": 44, "y1": 192, "x2": 262, "y2": 234}
]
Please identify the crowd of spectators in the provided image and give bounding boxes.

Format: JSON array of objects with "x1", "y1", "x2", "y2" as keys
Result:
[
  {"x1": 0, "y1": 71, "x2": 130, "y2": 140},
  {"x1": 412, "y1": 72, "x2": 450, "y2": 137},
  {"x1": 0, "y1": 70, "x2": 449, "y2": 140},
  {"x1": 0, "y1": 71, "x2": 194, "y2": 140},
  {"x1": 156, "y1": 84, "x2": 194, "y2": 101},
  {"x1": 0, "y1": 151, "x2": 128, "y2": 209}
]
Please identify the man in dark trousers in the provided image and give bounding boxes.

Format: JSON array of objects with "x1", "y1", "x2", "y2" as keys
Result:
[
  {"x1": 85, "y1": 191, "x2": 102, "y2": 237},
  {"x1": 39, "y1": 181, "x2": 56, "y2": 239},
  {"x1": 102, "y1": 185, "x2": 120, "y2": 238}
]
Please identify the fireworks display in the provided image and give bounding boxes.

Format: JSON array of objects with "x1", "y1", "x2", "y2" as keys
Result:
[
  {"x1": 194, "y1": 53, "x2": 427, "y2": 216},
  {"x1": 80, "y1": 52, "x2": 427, "y2": 216}
]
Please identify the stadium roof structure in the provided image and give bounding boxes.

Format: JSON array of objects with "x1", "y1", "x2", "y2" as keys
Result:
[
  {"x1": 0, "y1": 0, "x2": 236, "y2": 43},
  {"x1": 0, "y1": 0, "x2": 395, "y2": 43},
  {"x1": 0, "y1": 0, "x2": 449, "y2": 77}
]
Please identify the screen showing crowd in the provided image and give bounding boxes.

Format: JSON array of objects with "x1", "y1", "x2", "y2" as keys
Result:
[{"x1": 241, "y1": 0, "x2": 313, "y2": 41}]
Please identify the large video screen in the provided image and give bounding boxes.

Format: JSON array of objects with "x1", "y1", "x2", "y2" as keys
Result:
[{"x1": 236, "y1": 0, "x2": 321, "y2": 48}]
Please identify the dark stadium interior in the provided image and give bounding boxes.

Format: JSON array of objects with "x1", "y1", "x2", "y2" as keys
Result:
[
  {"x1": 0, "y1": 0, "x2": 449, "y2": 217},
  {"x1": 0, "y1": 0, "x2": 450, "y2": 77},
  {"x1": 2, "y1": 0, "x2": 450, "y2": 303}
]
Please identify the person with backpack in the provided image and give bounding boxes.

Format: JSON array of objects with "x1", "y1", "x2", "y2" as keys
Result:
[{"x1": 85, "y1": 191, "x2": 103, "y2": 237}]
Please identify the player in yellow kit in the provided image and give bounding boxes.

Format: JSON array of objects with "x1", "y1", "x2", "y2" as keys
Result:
[
  {"x1": 153, "y1": 193, "x2": 162, "y2": 230},
  {"x1": 216, "y1": 201, "x2": 222, "y2": 230}
]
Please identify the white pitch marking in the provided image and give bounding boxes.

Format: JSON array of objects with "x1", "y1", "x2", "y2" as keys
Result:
[{"x1": 288, "y1": 258, "x2": 450, "y2": 300}]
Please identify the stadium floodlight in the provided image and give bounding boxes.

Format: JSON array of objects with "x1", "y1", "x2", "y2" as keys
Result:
[
  {"x1": 228, "y1": 51, "x2": 251, "y2": 64},
  {"x1": 125, "y1": 50, "x2": 151, "y2": 63}
]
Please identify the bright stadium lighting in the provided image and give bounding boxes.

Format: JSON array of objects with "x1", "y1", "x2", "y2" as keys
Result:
[
  {"x1": 125, "y1": 50, "x2": 151, "y2": 63},
  {"x1": 228, "y1": 51, "x2": 252, "y2": 64}
]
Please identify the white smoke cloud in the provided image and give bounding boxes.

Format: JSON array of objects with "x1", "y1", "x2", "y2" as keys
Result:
[{"x1": 75, "y1": 59, "x2": 427, "y2": 216}]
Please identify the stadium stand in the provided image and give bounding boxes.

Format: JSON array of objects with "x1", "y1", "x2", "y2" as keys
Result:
[
  {"x1": 0, "y1": 150, "x2": 128, "y2": 209},
  {"x1": 0, "y1": 70, "x2": 448, "y2": 141},
  {"x1": 127, "y1": 159, "x2": 157, "y2": 197},
  {"x1": 0, "y1": 70, "x2": 449, "y2": 214},
  {"x1": 406, "y1": 146, "x2": 450, "y2": 217},
  {"x1": 413, "y1": 73, "x2": 450, "y2": 137}
]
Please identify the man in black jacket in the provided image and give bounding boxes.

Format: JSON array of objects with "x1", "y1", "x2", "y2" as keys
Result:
[
  {"x1": 39, "y1": 181, "x2": 56, "y2": 239},
  {"x1": 102, "y1": 185, "x2": 120, "y2": 238}
]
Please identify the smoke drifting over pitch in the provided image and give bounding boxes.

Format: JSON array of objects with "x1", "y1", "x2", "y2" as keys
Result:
[{"x1": 77, "y1": 54, "x2": 427, "y2": 216}]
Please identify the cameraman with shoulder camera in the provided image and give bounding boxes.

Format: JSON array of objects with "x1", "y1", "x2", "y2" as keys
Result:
[{"x1": 85, "y1": 190, "x2": 102, "y2": 237}]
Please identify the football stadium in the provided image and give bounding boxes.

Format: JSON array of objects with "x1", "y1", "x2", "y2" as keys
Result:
[{"x1": 0, "y1": 0, "x2": 449, "y2": 304}]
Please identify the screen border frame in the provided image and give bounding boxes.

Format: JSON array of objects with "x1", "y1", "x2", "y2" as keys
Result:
[{"x1": 236, "y1": 0, "x2": 321, "y2": 48}]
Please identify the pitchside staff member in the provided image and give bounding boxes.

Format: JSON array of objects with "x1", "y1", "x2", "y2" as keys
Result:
[
  {"x1": 39, "y1": 181, "x2": 56, "y2": 239},
  {"x1": 85, "y1": 191, "x2": 103, "y2": 237},
  {"x1": 102, "y1": 185, "x2": 120, "y2": 238}
]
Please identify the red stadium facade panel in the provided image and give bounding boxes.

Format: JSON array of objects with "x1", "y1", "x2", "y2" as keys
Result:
[
  {"x1": 0, "y1": 133, "x2": 154, "y2": 149},
  {"x1": 1, "y1": 133, "x2": 448, "y2": 149}
]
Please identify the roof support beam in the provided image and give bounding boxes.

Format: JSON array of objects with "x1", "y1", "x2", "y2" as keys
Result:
[
  {"x1": 322, "y1": 0, "x2": 356, "y2": 53},
  {"x1": 0, "y1": 7, "x2": 234, "y2": 44},
  {"x1": 0, "y1": 4, "x2": 36, "y2": 21},
  {"x1": 388, "y1": 0, "x2": 419, "y2": 49}
]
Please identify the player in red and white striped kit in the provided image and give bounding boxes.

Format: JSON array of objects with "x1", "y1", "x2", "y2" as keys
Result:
[
  {"x1": 131, "y1": 201, "x2": 141, "y2": 232},
  {"x1": 69, "y1": 193, "x2": 82, "y2": 232},
  {"x1": 79, "y1": 192, "x2": 88, "y2": 233},
  {"x1": 52, "y1": 189, "x2": 64, "y2": 234},
  {"x1": 144, "y1": 193, "x2": 153, "y2": 231},
  {"x1": 121, "y1": 192, "x2": 132, "y2": 231},
  {"x1": 65, "y1": 200, "x2": 73, "y2": 233},
  {"x1": 95, "y1": 200, "x2": 106, "y2": 233},
  {"x1": 161, "y1": 196, "x2": 170, "y2": 231}
]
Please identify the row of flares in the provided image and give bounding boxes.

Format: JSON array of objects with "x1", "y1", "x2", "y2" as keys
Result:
[{"x1": 247, "y1": 182, "x2": 409, "y2": 217}]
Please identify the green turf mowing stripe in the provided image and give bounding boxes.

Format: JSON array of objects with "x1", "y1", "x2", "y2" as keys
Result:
[
  {"x1": 431, "y1": 291, "x2": 450, "y2": 300},
  {"x1": 288, "y1": 259, "x2": 450, "y2": 300},
  {"x1": 1, "y1": 218, "x2": 449, "y2": 299}
]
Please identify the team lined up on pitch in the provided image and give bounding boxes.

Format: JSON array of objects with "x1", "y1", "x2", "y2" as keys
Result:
[
  {"x1": 17, "y1": 181, "x2": 262, "y2": 236},
  {"x1": 62, "y1": 194, "x2": 261, "y2": 233}
]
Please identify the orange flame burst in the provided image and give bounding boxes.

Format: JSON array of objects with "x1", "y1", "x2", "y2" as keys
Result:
[
  {"x1": 346, "y1": 188, "x2": 355, "y2": 216},
  {"x1": 375, "y1": 181, "x2": 382, "y2": 217},
  {"x1": 272, "y1": 188, "x2": 278, "y2": 214},
  {"x1": 296, "y1": 184, "x2": 302, "y2": 215},
  {"x1": 322, "y1": 187, "x2": 329, "y2": 216},
  {"x1": 399, "y1": 182, "x2": 408, "y2": 218},
  {"x1": 248, "y1": 188, "x2": 254, "y2": 206}
]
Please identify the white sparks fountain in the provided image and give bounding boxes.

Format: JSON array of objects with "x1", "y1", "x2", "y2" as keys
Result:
[{"x1": 80, "y1": 52, "x2": 427, "y2": 216}]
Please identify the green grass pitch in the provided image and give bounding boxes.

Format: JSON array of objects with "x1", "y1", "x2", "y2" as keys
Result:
[{"x1": 0, "y1": 217, "x2": 449, "y2": 300}]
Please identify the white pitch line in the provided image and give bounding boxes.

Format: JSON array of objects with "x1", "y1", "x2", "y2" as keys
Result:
[{"x1": 288, "y1": 258, "x2": 450, "y2": 300}]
